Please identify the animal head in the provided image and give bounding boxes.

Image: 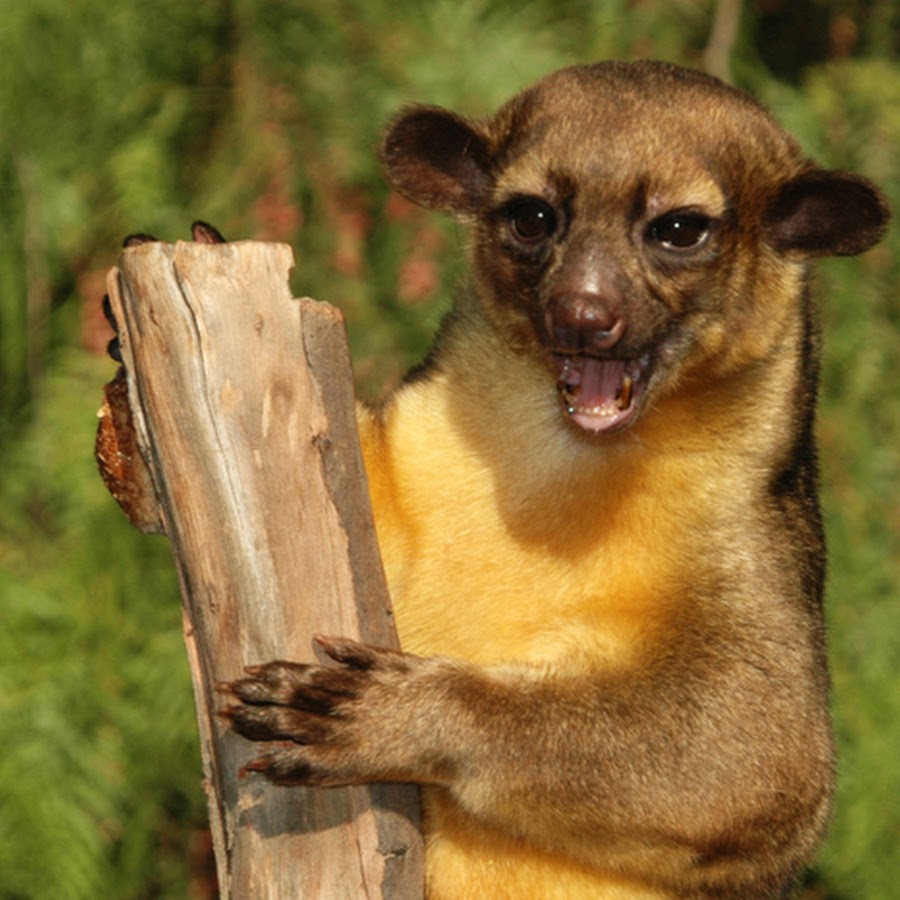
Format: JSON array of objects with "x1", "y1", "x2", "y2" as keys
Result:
[{"x1": 382, "y1": 61, "x2": 889, "y2": 434}]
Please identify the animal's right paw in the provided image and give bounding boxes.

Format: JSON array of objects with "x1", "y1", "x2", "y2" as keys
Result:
[
  {"x1": 96, "y1": 220, "x2": 229, "y2": 530},
  {"x1": 105, "y1": 221, "x2": 227, "y2": 361},
  {"x1": 121, "y1": 220, "x2": 226, "y2": 249}
]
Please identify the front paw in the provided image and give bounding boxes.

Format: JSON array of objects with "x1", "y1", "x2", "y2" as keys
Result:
[
  {"x1": 219, "y1": 636, "x2": 413, "y2": 787},
  {"x1": 96, "y1": 221, "x2": 230, "y2": 527},
  {"x1": 105, "y1": 221, "x2": 227, "y2": 362}
]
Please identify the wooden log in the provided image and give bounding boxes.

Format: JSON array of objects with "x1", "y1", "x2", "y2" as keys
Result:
[{"x1": 100, "y1": 240, "x2": 424, "y2": 898}]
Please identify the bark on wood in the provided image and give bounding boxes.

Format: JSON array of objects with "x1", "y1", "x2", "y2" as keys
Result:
[{"x1": 101, "y1": 240, "x2": 424, "y2": 898}]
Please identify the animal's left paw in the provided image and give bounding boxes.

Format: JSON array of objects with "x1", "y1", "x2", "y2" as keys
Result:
[{"x1": 218, "y1": 636, "x2": 414, "y2": 786}]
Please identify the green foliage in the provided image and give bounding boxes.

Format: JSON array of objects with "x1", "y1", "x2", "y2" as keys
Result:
[
  {"x1": 0, "y1": 1, "x2": 897, "y2": 895},
  {"x1": 0, "y1": 351, "x2": 204, "y2": 898},
  {"x1": 790, "y1": 61, "x2": 899, "y2": 899}
]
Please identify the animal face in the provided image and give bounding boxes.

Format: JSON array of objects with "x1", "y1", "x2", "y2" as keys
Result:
[{"x1": 382, "y1": 61, "x2": 888, "y2": 434}]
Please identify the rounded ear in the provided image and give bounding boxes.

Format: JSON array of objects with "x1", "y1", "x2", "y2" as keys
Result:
[
  {"x1": 766, "y1": 169, "x2": 890, "y2": 257},
  {"x1": 381, "y1": 106, "x2": 493, "y2": 214}
]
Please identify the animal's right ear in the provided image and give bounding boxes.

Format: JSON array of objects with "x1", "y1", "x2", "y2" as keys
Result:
[
  {"x1": 765, "y1": 169, "x2": 890, "y2": 257},
  {"x1": 381, "y1": 106, "x2": 493, "y2": 214}
]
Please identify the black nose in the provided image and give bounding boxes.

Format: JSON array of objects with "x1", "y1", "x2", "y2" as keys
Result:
[{"x1": 545, "y1": 294, "x2": 625, "y2": 354}]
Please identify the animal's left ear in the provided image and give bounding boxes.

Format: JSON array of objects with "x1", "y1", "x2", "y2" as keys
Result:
[{"x1": 766, "y1": 169, "x2": 890, "y2": 257}]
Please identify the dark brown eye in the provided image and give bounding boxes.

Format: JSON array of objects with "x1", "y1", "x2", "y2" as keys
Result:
[
  {"x1": 647, "y1": 212, "x2": 712, "y2": 251},
  {"x1": 506, "y1": 198, "x2": 558, "y2": 244}
]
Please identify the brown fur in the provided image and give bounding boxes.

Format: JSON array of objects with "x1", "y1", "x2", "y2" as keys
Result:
[{"x1": 222, "y1": 61, "x2": 889, "y2": 898}]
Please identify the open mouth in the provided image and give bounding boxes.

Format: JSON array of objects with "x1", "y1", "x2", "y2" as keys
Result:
[{"x1": 554, "y1": 353, "x2": 651, "y2": 433}]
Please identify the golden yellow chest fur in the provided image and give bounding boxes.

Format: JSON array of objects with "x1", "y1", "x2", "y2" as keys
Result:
[
  {"x1": 363, "y1": 380, "x2": 689, "y2": 664},
  {"x1": 357, "y1": 361, "x2": 766, "y2": 898}
]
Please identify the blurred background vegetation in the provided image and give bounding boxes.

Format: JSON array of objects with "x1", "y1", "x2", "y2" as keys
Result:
[{"x1": 0, "y1": 0, "x2": 896, "y2": 897}]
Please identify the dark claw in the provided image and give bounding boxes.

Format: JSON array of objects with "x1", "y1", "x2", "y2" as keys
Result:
[
  {"x1": 240, "y1": 751, "x2": 318, "y2": 786},
  {"x1": 122, "y1": 232, "x2": 158, "y2": 247},
  {"x1": 101, "y1": 294, "x2": 123, "y2": 362},
  {"x1": 313, "y1": 635, "x2": 377, "y2": 669},
  {"x1": 222, "y1": 705, "x2": 285, "y2": 742},
  {"x1": 101, "y1": 293, "x2": 117, "y2": 329},
  {"x1": 192, "y1": 220, "x2": 227, "y2": 244},
  {"x1": 242, "y1": 756, "x2": 272, "y2": 774}
]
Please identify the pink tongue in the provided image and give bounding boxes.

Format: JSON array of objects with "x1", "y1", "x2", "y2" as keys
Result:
[{"x1": 569, "y1": 358, "x2": 625, "y2": 411}]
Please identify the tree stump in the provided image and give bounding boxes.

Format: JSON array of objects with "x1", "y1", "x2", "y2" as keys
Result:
[{"x1": 96, "y1": 240, "x2": 424, "y2": 898}]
